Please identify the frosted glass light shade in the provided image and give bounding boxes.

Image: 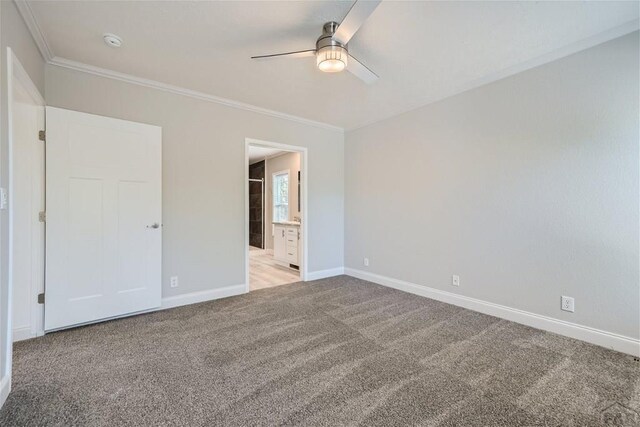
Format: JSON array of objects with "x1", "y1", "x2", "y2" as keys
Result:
[{"x1": 316, "y1": 45, "x2": 347, "y2": 72}]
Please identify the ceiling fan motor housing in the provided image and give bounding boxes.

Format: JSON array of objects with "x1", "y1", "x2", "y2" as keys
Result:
[{"x1": 316, "y1": 21, "x2": 348, "y2": 72}]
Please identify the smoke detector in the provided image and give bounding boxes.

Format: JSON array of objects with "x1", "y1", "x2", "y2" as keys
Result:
[{"x1": 103, "y1": 33, "x2": 122, "y2": 48}]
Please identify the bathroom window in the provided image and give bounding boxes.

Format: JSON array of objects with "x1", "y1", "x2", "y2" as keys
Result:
[{"x1": 273, "y1": 171, "x2": 289, "y2": 222}]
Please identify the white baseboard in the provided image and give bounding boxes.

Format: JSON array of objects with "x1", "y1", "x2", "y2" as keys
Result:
[
  {"x1": 345, "y1": 268, "x2": 640, "y2": 357},
  {"x1": 12, "y1": 327, "x2": 35, "y2": 342},
  {"x1": 306, "y1": 267, "x2": 345, "y2": 281},
  {"x1": 0, "y1": 375, "x2": 10, "y2": 410},
  {"x1": 161, "y1": 284, "x2": 247, "y2": 310},
  {"x1": 28, "y1": 285, "x2": 247, "y2": 336}
]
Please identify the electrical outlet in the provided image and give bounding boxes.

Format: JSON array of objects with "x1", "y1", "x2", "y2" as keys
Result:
[
  {"x1": 452, "y1": 275, "x2": 460, "y2": 286},
  {"x1": 170, "y1": 276, "x2": 179, "y2": 288},
  {"x1": 363, "y1": 258, "x2": 369, "y2": 267},
  {"x1": 561, "y1": 296, "x2": 574, "y2": 312}
]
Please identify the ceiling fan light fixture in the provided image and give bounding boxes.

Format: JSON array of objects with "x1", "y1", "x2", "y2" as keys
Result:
[
  {"x1": 251, "y1": 2, "x2": 381, "y2": 84},
  {"x1": 316, "y1": 45, "x2": 347, "y2": 73}
]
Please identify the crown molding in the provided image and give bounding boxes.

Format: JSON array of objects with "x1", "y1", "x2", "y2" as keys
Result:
[
  {"x1": 14, "y1": 0, "x2": 343, "y2": 132},
  {"x1": 346, "y1": 18, "x2": 640, "y2": 131},
  {"x1": 16, "y1": 0, "x2": 638, "y2": 133},
  {"x1": 48, "y1": 56, "x2": 343, "y2": 132},
  {"x1": 14, "y1": 0, "x2": 53, "y2": 61}
]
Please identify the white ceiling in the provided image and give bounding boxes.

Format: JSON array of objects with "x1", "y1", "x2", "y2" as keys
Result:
[
  {"x1": 248, "y1": 146, "x2": 286, "y2": 164},
  {"x1": 27, "y1": 1, "x2": 639, "y2": 130}
]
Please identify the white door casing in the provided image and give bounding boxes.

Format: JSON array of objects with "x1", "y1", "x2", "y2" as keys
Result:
[
  {"x1": 45, "y1": 107, "x2": 162, "y2": 331},
  {"x1": 244, "y1": 138, "x2": 308, "y2": 293},
  {"x1": 11, "y1": 61, "x2": 45, "y2": 342},
  {"x1": 2, "y1": 47, "x2": 46, "y2": 410}
]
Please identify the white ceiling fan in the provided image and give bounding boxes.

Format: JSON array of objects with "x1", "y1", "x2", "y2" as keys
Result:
[{"x1": 251, "y1": 0, "x2": 381, "y2": 84}]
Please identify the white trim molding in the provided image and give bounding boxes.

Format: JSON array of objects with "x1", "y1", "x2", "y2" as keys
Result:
[
  {"x1": 5, "y1": 48, "x2": 47, "y2": 381},
  {"x1": 15, "y1": 0, "x2": 639, "y2": 133},
  {"x1": 244, "y1": 138, "x2": 309, "y2": 292},
  {"x1": 13, "y1": 0, "x2": 341, "y2": 131},
  {"x1": 347, "y1": 18, "x2": 640, "y2": 131},
  {"x1": 12, "y1": 327, "x2": 36, "y2": 343},
  {"x1": 44, "y1": 285, "x2": 247, "y2": 334},
  {"x1": 48, "y1": 57, "x2": 342, "y2": 132},
  {"x1": 7, "y1": 48, "x2": 45, "y2": 105},
  {"x1": 14, "y1": 1, "x2": 342, "y2": 132},
  {"x1": 345, "y1": 268, "x2": 640, "y2": 357},
  {"x1": 161, "y1": 285, "x2": 246, "y2": 310},
  {"x1": 14, "y1": 0, "x2": 54, "y2": 61},
  {"x1": 306, "y1": 267, "x2": 345, "y2": 281},
  {"x1": 0, "y1": 376, "x2": 10, "y2": 410}
]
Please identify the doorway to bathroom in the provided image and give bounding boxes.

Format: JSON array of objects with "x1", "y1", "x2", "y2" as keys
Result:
[{"x1": 245, "y1": 139, "x2": 307, "y2": 292}]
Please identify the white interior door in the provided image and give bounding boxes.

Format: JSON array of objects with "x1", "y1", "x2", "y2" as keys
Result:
[{"x1": 45, "y1": 107, "x2": 162, "y2": 331}]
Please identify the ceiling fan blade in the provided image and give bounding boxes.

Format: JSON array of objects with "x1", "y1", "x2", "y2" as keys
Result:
[
  {"x1": 251, "y1": 49, "x2": 316, "y2": 60},
  {"x1": 347, "y1": 54, "x2": 378, "y2": 84},
  {"x1": 333, "y1": 0, "x2": 382, "y2": 45}
]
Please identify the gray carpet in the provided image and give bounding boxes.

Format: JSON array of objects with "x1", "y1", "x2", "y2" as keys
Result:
[{"x1": 1, "y1": 276, "x2": 638, "y2": 426}]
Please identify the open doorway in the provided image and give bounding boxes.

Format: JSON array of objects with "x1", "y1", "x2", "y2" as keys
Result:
[{"x1": 245, "y1": 139, "x2": 307, "y2": 292}]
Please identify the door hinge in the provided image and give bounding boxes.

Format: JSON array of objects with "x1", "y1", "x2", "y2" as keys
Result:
[
  {"x1": 39, "y1": 211, "x2": 46, "y2": 222},
  {"x1": 38, "y1": 130, "x2": 46, "y2": 142},
  {"x1": 37, "y1": 293, "x2": 45, "y2": 304}
]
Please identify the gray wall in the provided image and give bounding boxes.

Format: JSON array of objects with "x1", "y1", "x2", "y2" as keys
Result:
[
  {"x1": 46, "y1": 64, "x2": 344, "y2": 298},
  {"x1": 345, "y1": 33, "x2": 639, "y2": 339},
  {"x1": 0, "y1": 0, "x2": 45, "y2": 377}
]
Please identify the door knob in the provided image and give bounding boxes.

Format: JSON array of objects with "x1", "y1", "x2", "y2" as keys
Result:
[{"x1": 146, "y1": 223, "x2": 161, "y2": 229}]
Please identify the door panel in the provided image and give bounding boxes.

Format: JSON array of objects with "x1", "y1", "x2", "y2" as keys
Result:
[
  {"x1": 45, "y1": 107, "x2": 162, "y2": 331},
  {"x1": 68, "y1": 178, "x2": 104, "y2": 301},
  {"x1": 273, "y1": 226, "x2": 286, "y2": 261},
  {"x1": 117, "y1": 181, "x2": 150, "y2": 292}
]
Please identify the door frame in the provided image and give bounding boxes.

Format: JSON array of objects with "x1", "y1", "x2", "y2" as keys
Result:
[
  {"x1": 3, "y1": 47, "x2": 46, "y2": 406},
  {"x1": 7, "y1": 48, "x2": 46, "y2": 342},
  {"x1": 244, "y1": 138, "x2": 308, "y2": 292}
]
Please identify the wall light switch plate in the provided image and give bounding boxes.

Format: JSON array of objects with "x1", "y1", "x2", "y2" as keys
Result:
[
  {"x1": 0, "y1": 188, "x2": 7, "y2": 210},
  {"x1": 452, "y1": 275, "x2": 460, "y2": 286},
  {"x1": 561, "y1": 296, "x2": 574, "y2": 312}
]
